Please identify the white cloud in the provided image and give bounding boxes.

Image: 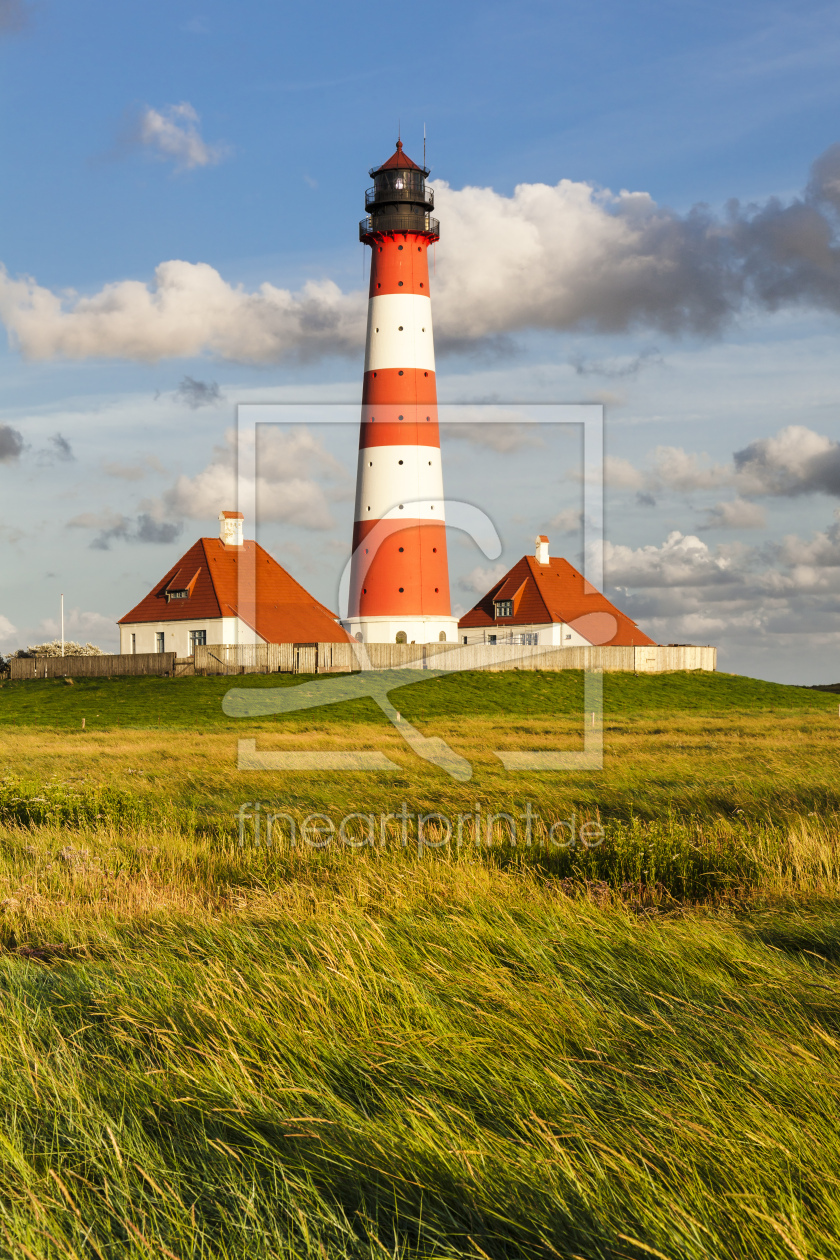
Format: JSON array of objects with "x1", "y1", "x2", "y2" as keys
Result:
[
  {"x1": 549, "y1": 507, "x2": 583, "y2": 533},
  {"x1": 459, "y1": 562, "x2": 508, "y2": 595},
  {"x1": 152, "y1": 426, "x2": 348, "y2": 532},
  {"x1": 606, "y1": 531, "x2": 736, "y2": 589},
  {"x1": 777, "y1": 511, "x2": 840, "y2": 572},
  {"x1": 599, "y1": 426, "x2": 840, "y2": 509},
  {"x1": 431, "y1": 139, "x2": 840, "y2": 343},
  {"x1": 3, "y1": 142, "x2": 840, "y2": 363},
  {"x1": 649, "y1": 446, "x2": 730, "y2": 493},
  {"x1": 733, "y1": 425, "x2": 840, "y2": 497},
  {"x1": 605, "y1": 512, "x2": 840, "y2": 667},
  {"x1": 700, "y1": 498, "x2": 767, "y2": 530},
  {"x1": 604, "y1": 455, "x2": 644, "y2": 489},
  {"x1": 38, "y1": 608, "x2": 118, "y2": 651},
  {"x1": 68, "y1": 509, "x2": 125, "y2": 532},
  {"x1": 601, "y1": 446, "x2": 731, "y2": 494},
  {"x1": 0, "y1": 613, "x2": 17, "y2": 651},
  {"x1": 0, "y1": 262, "x2": 366, "y2": 363},
  {"x1": 442, "y1": 413, "x2": 544, "y2": 453},
  {"x1": 138, "y1": 102, "x2": 228, "y2": 172},
  {"x1": 103, "y1": 455, "x2": 165, "y2": 481}
]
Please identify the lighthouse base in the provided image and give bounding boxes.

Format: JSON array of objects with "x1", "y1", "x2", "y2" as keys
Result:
[{"x1": 341, "y1": 614, "x2": 461, "y2": 646}]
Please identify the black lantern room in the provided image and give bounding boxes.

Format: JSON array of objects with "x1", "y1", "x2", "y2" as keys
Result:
[{"x1": 360, "y1": 140, "x2": 440, "y2": 242}]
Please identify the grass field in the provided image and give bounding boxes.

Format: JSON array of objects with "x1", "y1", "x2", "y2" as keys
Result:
[{"x1": 1, "y1": 668, "x2": 839, "y2": 1258}]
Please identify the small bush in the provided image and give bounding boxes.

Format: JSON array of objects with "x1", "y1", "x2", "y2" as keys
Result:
[{"x1": 11, "y1": 639, "x2": 104, "y2": 659}]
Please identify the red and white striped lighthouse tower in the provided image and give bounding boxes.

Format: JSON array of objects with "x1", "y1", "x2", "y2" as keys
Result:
[{"x1": 343, "y1": 139, "x2": 459, "y2": 645}]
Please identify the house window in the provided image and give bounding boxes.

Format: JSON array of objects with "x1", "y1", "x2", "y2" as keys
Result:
[
  {"x1": 189, "y1": 629, "x2": 207, "y2": 650},
  {"x1": 130, "y1": 633, "x2": 136, "y2": 655},
  {"x1": 155, "y1": 632, "x2": 165, "y2": 653},
  {"x1": 488, "y1": 634, "x2": 497, "y2": 645},
  {"x1": 494, "y1": 600, "x2": 513, "y2": 618},
  {"x1": 525, "y1": 633, "x2": 538, "y2": 646},
  {"x1": 165, "y1": 589, "x2": 189, "y2": 602},
  {"x1": 462, "y1": 636, "x2": 468, "y2": 644}
]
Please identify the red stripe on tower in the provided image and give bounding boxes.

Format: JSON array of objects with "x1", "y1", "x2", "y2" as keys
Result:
[{"x1": 343, "y1": 140, "x2": 459, "y2": 646}]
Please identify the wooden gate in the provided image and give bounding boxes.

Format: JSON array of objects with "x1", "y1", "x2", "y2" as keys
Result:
[{"x1": 293, "y1": 643, "x2": 317, "y2": 674}]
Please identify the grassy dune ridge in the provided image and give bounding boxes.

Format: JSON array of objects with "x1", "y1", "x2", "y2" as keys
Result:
[{"x1": 1, "y1": 670, "x2": 839, "y2": 1257}]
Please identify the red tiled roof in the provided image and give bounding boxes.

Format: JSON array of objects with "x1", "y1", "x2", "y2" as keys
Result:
[
  {"x1": 374, "y1": 139, "x2": 424, "y2": 172},
  {"x1": 458, "y1": 555, "x2": 655, "y2": 647},
  {"x1": 118, "y1": 537, "x2": 350, "y2": 644}
]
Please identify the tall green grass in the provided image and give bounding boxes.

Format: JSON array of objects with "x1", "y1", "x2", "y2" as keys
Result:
[
  {"x1": 2, "y1": 672, "x2": 839, "y2": 1256},
  {"x1": 0, "y1": 776, "x2": 190, "y2": 832},
  {"x1": 1, "y1": 837, "x2": 840, "y2": 1259},
  {"x1": 0, "y1": 669, "x2": 835, "y2": 732},
  {"x1": 4, "y1": 775, "x2": 840, "y2": 906}
]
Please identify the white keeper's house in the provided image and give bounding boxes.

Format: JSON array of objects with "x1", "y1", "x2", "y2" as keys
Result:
[
  {"x1": 118, "y1": 512, "x2": 350, "y2": 656},
  {"x1": 458, "y1": 535, "x2": 656, "y2": 648}
]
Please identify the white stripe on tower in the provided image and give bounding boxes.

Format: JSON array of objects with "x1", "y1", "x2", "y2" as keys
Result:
[{"x1": 364, "y1": 295, "x2": 435, "y2": 373}]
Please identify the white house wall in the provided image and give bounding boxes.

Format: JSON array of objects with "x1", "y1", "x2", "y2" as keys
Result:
[
  {"x1": 459, "y1": 622, "x2": 592, "y2": 647},
  {"x1": 119, "y1": 616, "x2": 264, "y2": 658}
]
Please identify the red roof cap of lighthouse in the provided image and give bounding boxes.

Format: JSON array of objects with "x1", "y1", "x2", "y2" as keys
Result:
[{"x1": 371, "y1": 139, "x2": 426, "y2": 174}]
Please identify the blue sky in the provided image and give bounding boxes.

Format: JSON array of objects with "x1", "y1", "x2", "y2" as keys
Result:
[{"x1": 1, "y1": 0, "x2": 840, "y2": 682}]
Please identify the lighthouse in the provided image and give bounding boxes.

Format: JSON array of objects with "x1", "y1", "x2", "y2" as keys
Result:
[{"x1": 342, "y1": 140, "x2": 459, "y2": 646}]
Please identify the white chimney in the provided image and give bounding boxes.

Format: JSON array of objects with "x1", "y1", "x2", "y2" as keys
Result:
[
  {"x1": 219, "y1": 511, "x2": 244, "y2": 547},
  {"x1": 535, "y1": 534, "x2": 550, "y2": 565}
]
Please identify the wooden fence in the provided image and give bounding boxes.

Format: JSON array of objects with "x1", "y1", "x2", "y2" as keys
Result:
[
  {"x1": 194, "y1": 642, "x2": 716, "y2": 675},
  {"x1": 10, "y1": 652, "x2": 177, "y2": 680},
  {"x1": 8, "y1": 642, "x2": 716, "y2": 681},
  {"x1": 195, "y1": 643, "x2": 316, "y2": 675}
]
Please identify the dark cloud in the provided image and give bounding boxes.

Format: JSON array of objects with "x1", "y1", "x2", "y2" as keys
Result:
[
  {"x1": 0, "y1": 424, "x2": 23, "y2": 462},
  {"x1": 37, "y1": 432, "x2": 75, "y2": 465},
  {"x1": 49, "y1": 432, "x2": 74, "y2": 461},
  {"x1": 175, "y1": 375, "x2": 224, "y2": 408},
  {"x1": 135, "y1": 513, "x2": 182, "y2": 544},
  {"x1": 807, "y1": 143, "x2": 840, "y2": 216},
  {"x1": 69, "y1": 510, "x2": 182, "y2": 550},
  {"x1": 571, "y1": 348, "x2": 664, "y2": 378},
  {"x1": 435, "y1": 141, "x2": 840, "y2": 345},
  {"x1": 88, "y1": 517, "x2": 130, "y2": 550}
]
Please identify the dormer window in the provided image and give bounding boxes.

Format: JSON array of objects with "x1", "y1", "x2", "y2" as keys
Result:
[
  {"x1": 494, "y1": 600, "x2": 513, "y2": 618},
  {"x1": 165, "y1": 589, "x2": 189, "y2": 602}
]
